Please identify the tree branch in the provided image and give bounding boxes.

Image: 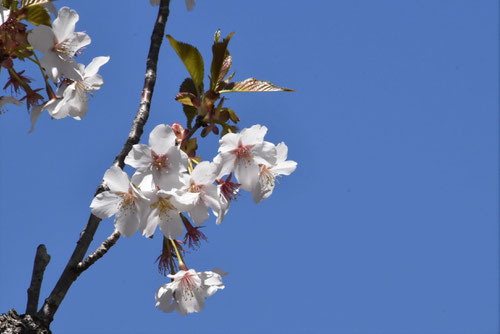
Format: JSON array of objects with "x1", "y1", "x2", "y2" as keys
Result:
[
  {"x1": 26, "y1": 245, "x2": 50, "y2": 317},
  {"x1": 76, "y1": 229, "x2": 120, "y2": 274},
  {"x1": 36, "y1": 0, "x2": 171, "y2": 326}
]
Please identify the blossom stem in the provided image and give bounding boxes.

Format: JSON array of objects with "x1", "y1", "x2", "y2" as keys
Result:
[{"x1": 170, "y1": 239, "x2": 186, "y2": 269}]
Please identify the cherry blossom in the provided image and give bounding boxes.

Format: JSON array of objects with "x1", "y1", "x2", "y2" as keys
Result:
[
  {"x1": 155, "y1": 268, "x2": 226, "y2": 315},
  {"x1": 214, "y1": 124, "x2": 277, "y2": 191},
  {"x1": 28, "y1": 7, "x2": 90, "y2": 83},
  {"x1": 140, "y1": 183, "x2": 197, "y2": 239},
  {"x1": 52, "y1": 56, "x2": 109, "y2": 120},
  {"x1": 252, "y1": 142, "x2": 297, "y2": 203},
  {"x1": 125, "y1": 124, "x2": 188, "y2": 190},
  {"x1": 90, "y1": 166, "x2": 148, "y2": 237},
  {"x1": 177, "y1": 161, "x2": 223, "y2": 225}
]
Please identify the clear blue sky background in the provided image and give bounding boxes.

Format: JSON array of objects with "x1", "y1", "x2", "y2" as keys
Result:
[{"x1": 0, "y1": 1, "x2": 498, "y2": 333}]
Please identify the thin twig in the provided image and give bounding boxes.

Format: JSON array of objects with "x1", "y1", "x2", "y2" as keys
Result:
[
  {"x1": 36, "y1": 0, "x2": 171, "y2": 326},
  {"x1": 26, "y1": 245, "x2": 50, "y2": 317},
  {"x1": 76, "y1": 229, "x2": 121, "y2": 273}
]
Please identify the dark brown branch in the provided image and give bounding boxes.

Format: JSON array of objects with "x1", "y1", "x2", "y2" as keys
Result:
[
  {"x1": 36, "y1": 0, "x2": 171, "y2": 327},
  {"x1": 76, "y1": 229, "x2": 121, "y2": 273},
  {"x1": 26, "y1": 245, "x2": 50, "y2": 317}
]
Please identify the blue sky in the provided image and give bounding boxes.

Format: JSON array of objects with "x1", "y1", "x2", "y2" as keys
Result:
[{"x1": 0, "y1": 0, "x2": 498, "y2": 333}]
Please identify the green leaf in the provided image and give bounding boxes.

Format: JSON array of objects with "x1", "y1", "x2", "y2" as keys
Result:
[
  {"x1": 25, "y1": 4, "x2": 51, "y2": 26},
  {"x1": 210, "y1": 31, "x2": 234, "y2": 90},
  {"x1": 166, "y1": 35, "x2": 204, "y2": 93},
  {"x1": 221, "y1": 124, "x2": 238, "y2": 137},
  {"x1": 219, "y1": 78, "x2": 294, "y2": 93}
]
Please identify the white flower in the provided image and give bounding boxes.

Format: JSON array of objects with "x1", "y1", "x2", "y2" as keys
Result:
[
  {"x1": 214, "y1": 124, "x2": 277, "y2": 191},
  {"x1": 0, "y1": 6, "x2": 10, "y2": 26},
  {"x1": 155, "y1": 268, "x2": 227, "y2": 315},
  {"x1": 177, "y1": 161, "x2": 223, "y2": 225},
  {"x1": 252, "y1": 142, "x2": 297, "y2": 203},
  {"x1": 150, "y1": 0, "x2": 195, "y2": 11},
  {"x1": 52, "y1": 56, "x2": 109, "y2": 120},
  {"x1": 140, "y1": 184, "x2": 197, "y2": 239},
  {"x1": 28, "y1": 7, "x2": 91, "y2": 83},
  {"x1": 90, "y1": 166, "x2": 148, "y2": 237},
  {"x1": 0, "y1": 96, "x2": 22, "y2": 113},
  {"x1": 125, "y1": 124, "x2": 188, "y2": 190}
]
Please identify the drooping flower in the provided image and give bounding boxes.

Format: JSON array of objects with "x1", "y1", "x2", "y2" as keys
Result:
[
  {"x1": 125, "y1": 124, "x2": 188, "y2": 190},
  {"x1": 155, "y1": 268, "x2": 226, "y2": 315},
  {"x1": 90, "y1": 166, "x2": 148, "y2": 237},
  {"x1": 28, "y1": 7, "x2": 90, "y2": 83},
  {"x1": 51, "y1": 56, "x2": 109, "y2": 120},
  {"x1": 214, "y1": 124, "x2": 277, "y2": 191},
  {"x1": 177, "y1": 161, "x2": 223, "y2": 225},
  {"x1": 252, "y1": 142, "x2": 297, "y2": 203}
]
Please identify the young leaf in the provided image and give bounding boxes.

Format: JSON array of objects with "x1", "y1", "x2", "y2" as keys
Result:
[
  {"x1": 21, "y1": 0, "x2": 53, "y2": 7},
  {"x1": 175, "y1": 92, "x2": 199, "y2": 107},
  {"x1": 219, "y1": 78, "x2": 294, "y2": 93},
  {"x1": 25, "y1": 4, "x2": 51, "y2": 26},
  {"x1": 210, "y1": 31, "x2": 234, "y2": 90},
  {"x1": 166, "y1": 35, "x2": 204, "y2": 93}
]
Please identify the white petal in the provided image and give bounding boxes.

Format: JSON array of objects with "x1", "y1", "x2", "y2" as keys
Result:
[
  {"x1": 84, "y1": 74, "x2": 104, "y2": 91},
  {"x1": 64, "y1": 31, "x2": 91, "y2": 56},
  {"x1": 191, "y1": 161, "x2": 217, "y2": 185},
  {"x1": 141, "y1": 210, "x2": 159, "y2": 238},
  {"x1": 155, "y1": 284, "x2": 175, "y2": 313},
  {"x1": 240, "y1": 124, "x2": 267, "y2": 146},
  {"x1": 251, "y1": 177, "x2": 272, "y2": 204},
  {"x1": 90, "y1": 191, "x2": 121, "y2": 219},
  {"x1": 28, "y1": 25, "x2": 55, "y2": 53},
  {"x1": 84, "y1": 56, "x2": 109, "y2": 77},
  {"x1": 188, "y1": 201, "x2": 210, "y2": 226},
  {"x1": 234, "y1": 160, "x2": 260, "y2": 192},
  {"x1": 29, "y1": 104, "x2": 44, "y2": 133},
  {"x1": 218, "y1": 132, "x2": 240, "y2": 153},
  {"x1": 103, "y1": 166, "x2": 130, "y2": 192},
  {"x1": 115, "y1": 206, "x2": 140, "y2": 237},
  {"x1": 251, "y1": 141, "x2": 277, "y2": 166},
  {"x1": 124, "y1": 144, "x2": 152, "y2": 171},
  {"x1": 213, "y1": 152, "x2": 236, "y2": 178},
  {"x1": 272, "y1": 160, "x2": 297, "y2": 176},
  {"x1": 52, "y1": 7, "x2": 78, "y2": 42},
  {"x1": 158, "y1": 210, "x2": 184, "y2": 239},
  {"x1": 275, "y1": 142, "x2": 288, "y2": 162},
  {"x1": 149, "y1": 124, "x2": 176, "y2": 154}
]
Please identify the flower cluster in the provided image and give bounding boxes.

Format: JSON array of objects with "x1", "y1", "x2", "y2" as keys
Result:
[
  {"x1": 90, "y1": 123, "x2": 296, "y2": 314},
  {"x1": 0, "y1": 4, "x2": 108, "y2": 131},
  {"x1": 28, "y1": 7, "x2": 109, "y2": 131}
]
